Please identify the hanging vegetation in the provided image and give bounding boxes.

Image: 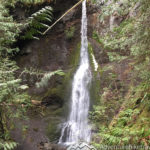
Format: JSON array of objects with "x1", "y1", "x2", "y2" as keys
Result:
[
  {"x1": 14, "y1": 0, "x2": 54, "y2": 5},
  {"x1": 21, "y1": 6, "x2": 53, "y2": 40}
]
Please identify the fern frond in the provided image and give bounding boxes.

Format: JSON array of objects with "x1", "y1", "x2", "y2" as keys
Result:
[
  {"x1": 17, "y1": 0, "x2": 54, "y2": 5},
  {"x1": 0, "y1": 140, "x2": 18, "y2": 150},
  {"x1": 0, "y1": 0, "x2": 20, "y2": 55},
  {"x1": 36, "y1": 70, "x2": 65, "y2": 88},
  {"x1": 22, "y1": 6, "x2": 53, "y2": 40},
  {"x1": 0, "y1": 79, "x2": 21, "y2": 87}
]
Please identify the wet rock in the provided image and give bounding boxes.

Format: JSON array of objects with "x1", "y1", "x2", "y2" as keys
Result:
[
  {"x1": 43, "y1": 143, "x2": 66, "y2": 150},
  {"x1": 21, "y1": 46, "x2": 32, "y2": 55},
  {"x1": 42, "y1": 95, "x2": 63, "y2": 107},
  {"x1": 89, "y1": 38, "x2": 109, "y2": 64},
  {"x1": 13, "y1": 6, "x2": 26, "y2": 21},
  {"x1": 44, "y1": 143, "x2": 52, "y2": 150}
]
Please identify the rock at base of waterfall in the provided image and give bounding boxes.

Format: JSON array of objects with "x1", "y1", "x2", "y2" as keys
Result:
[{"x1": 43, "y1": 142, "x2": 67, "y2": 150}]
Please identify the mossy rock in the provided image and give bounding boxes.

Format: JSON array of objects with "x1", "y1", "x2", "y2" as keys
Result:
[
  {"x1": 46, "y1": 120, "x2": 61, "y2": 142},
  {"x1": 88, "y1": 43, "x2": 101, "y2": 105}
]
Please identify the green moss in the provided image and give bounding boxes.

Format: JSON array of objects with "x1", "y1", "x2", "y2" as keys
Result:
[
  {"x1": 38, "y1": 48, "x2": 43, "y2": 66},
  {"x1": 93, "y1": 85, "x2": 150, "y2": 145},
  {"x1": 37, "y1": 42, "x2": 81, "y2": 114},
  {"x1": 46, "y1": 120, "x2": 60, "y2": 142},
  {"x1": 88, "y1": 43, "x2": 101, "y2": 104},
  {"x1": 61, "y1": 42, "x2": 81, "y2": 94},
  {"x1": 131, "y1": 105, "x2": 150, "y2": 132},
  {"x1": 29, "y1": 43, "x2": 85, "y2": 143},
  {"x1": 65, "y1": 26, "x2": 76, "y2": 40},
  {"x1": 43, "y1": 85, "x2": 64, "y2": 99},
  {"x1": 69, "y1": 43, "x2": 81, "y2": 71}
]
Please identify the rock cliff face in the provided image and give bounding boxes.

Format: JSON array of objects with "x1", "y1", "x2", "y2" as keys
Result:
[
  {"x1": 15, "y1": 1, "x2": 103, "y2": 104},
  {"x1": 16, "y1": 0, "x2": 82, "y2": 100},
  {"x1": 13, "y1": 1, "x2": 101, "y2": 150}
]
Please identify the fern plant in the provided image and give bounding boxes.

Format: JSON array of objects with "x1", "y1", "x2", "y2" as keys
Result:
[
  {"x1": 0, "y1": 0, "x2": 20, "y2": 55},
  {"x1": 17, "y1": 0, "x2": 54, "y2": 5},
  {"x1": 65, "y1": 26, "x2": 76, "y2": 39},
  {"x1": 19, "y1": 68, "x2": 65, "y2": 88},
  {"x1": 0, "y1": 140, "x2": 18, "y2": 150},
  {"x1": 0, "y1": 1, "x2": 33, "y2": 148},
  {"x1": 22, "y1": 6, "x2": 53, "y2": 39},
  {"x1": 0, "y1": 58, "x2": 31, "y2": 148},
  {"x1": 36, "y1": 70, "x2": 65, "y2": 88}
]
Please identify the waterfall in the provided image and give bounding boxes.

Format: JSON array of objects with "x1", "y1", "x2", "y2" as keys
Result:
[{"x1": 59, "y1": 0, "x2": 92, "y2": 145}]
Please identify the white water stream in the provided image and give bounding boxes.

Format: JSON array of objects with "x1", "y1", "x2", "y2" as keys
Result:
[{"x1": 59, "y1": 0, "x2": 92, "y2": 145}]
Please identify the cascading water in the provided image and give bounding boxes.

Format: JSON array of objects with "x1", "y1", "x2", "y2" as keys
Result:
[{"x1": 59, "y1": 0, "x2": 92, "y2": 145}]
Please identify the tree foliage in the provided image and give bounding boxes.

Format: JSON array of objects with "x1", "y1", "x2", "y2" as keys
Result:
[
  {"x1": 0, "y1": 0, "x2": 54, "y2": 149},
  {"x1": 0, "y1": 140, "x2": 18, "y2": 150},
  {"x1": 18, "y1": 0, "x2": 54, "y2": 5},
  {"x1": 7, "y1": 0, "x2": 54, "y2": 6},
  {"x1": 0, "y1": 1, "x2": 20, "y2": 55},
  {"x1": 93, "y1": 0, "x2": 150, "y2": 86},
  {"x1": 92, "y1": 0, "x2": 150, "y2": 147}
]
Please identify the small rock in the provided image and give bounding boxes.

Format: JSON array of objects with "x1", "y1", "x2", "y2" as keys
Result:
[
  {"x1": 43, "y1": 143, "x2": 66, "y2": 150},
  {"x1": 44, "y1": 143, "x2": 52, "y2": 150}
]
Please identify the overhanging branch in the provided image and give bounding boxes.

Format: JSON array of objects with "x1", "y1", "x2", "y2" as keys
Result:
[{"x1": 42, "y1": 0, "x2": 84, "y2": 35}]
